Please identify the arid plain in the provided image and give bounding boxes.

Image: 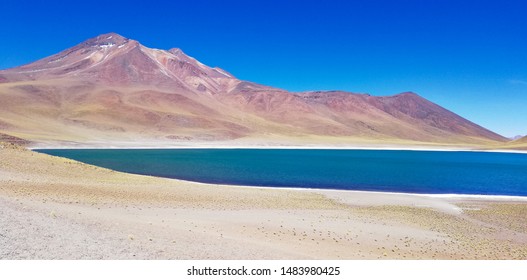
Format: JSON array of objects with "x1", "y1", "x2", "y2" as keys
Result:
[{"x1": 1, "y1": 143, "x2": 526, "y2": 259}]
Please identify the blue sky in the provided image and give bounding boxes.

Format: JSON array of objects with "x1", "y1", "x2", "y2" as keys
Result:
[{"x1": 1, "y1": 0, "x2": 526, "y2": 137}]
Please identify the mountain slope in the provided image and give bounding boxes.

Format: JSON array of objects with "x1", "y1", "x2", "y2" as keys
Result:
[
  {"x1": 0, "y1": 33, "x2": 238, "y2": 94},
  {"x1": 504, "y1": 136, "x2": 527, "y2": 150},
  {"x1": 0, "y1": 33, "x2": 507, "y2": 147}
]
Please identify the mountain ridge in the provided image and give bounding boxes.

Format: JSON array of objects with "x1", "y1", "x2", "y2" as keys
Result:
[
  {"x1": 0, "y1": 33, "x2": 508, "y2": 147},
  {"x1": 514, "y1": 136, "x2": 527, "y2": 144}
]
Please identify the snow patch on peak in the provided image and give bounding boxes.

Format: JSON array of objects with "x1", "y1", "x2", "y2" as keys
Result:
[
  {"x1": 99, "y1": 43, "x2": 115, "y2": 49},
  {"x1": 169, "y1": 48, "x2": 183, "y2": 55},
  {"x1": 83, "y1": 33, "x2": 129, "y2": 48},
  {"x1": 168, "y1": 48, "x2": 198, "y2": 63},
  {"x1": 213, "y1": 67, "x2": 233, "y2": 78},
  {"x1": 168, "y1": 48, "x2": 201, "y2": 63}
]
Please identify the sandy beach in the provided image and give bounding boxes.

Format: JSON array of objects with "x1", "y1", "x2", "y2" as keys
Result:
[
  {"x1": 1, "y1": 142, "x2": 526, "y2": 259},
  {"x1": 28, "y1": 138, "x2": 527, "y2": 155}
]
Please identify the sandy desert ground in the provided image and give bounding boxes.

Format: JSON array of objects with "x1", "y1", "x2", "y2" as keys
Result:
[{"x1": 1, "y1": 142, "x2": 526, "y2": 259}]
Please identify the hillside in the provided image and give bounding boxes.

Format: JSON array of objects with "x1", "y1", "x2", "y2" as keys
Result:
[
  {"x1": 0, "y1": 33, "x2": 507, "y2": 147},
  {"x1": 502, "y1": 136, "x2": 527, "y2": 150}
]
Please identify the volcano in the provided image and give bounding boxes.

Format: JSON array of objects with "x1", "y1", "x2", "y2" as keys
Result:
[{"x1": 0, "y1": 33, "x2": 507, "y2": 147}]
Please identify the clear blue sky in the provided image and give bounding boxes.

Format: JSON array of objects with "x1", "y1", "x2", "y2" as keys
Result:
[{"x1": 1, "y1": 0, "x2": 526, "y2": 137}]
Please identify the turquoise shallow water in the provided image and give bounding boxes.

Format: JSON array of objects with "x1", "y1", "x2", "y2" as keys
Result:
[{"x1": 36, "y1": 149, "x2": 527, "y2": 196}]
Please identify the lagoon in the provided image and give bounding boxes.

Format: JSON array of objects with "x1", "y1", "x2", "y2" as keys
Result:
[{"x1": 36, "y1": 149, "x2": 527, "y2": 196}]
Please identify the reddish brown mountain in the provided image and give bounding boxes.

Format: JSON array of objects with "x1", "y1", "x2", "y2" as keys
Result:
[{"x1": 0, "y1": 33, "x2": 507, "y2": 147}]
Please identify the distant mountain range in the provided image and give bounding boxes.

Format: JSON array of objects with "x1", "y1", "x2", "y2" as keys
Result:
[
  {"x1": 504, "y1": 135, "x2": 527, "y2": 150},
  {"x1": 0, "y1": 33, "x2": 510, "y2": 147},
  {"x1": 513, "y1": 136, "x2": 527, "y2": 145}
]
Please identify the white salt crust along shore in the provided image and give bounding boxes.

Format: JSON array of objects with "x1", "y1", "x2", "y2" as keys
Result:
[{"x1": 29, "y1": 142, "x2": 527, "y2": 154}]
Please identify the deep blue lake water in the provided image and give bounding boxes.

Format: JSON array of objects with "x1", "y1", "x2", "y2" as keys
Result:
[{"x1": 36, "y1": 149, "x2": 527, "y2": 196}]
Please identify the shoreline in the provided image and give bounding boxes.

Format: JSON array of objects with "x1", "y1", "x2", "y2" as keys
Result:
[
  {"x1": 30, "y1": 144, "x2": 527, "y2": 154},
  {"x1": 2, "y1": 143, "x2": 527, "y2": 259},
  {"x1": 248, "y1": 185, "x2": 527, "y2": 201},
  {"x1": 30, "y1": 145, "x2": 527, "y2": 200},
  {"x1": 127, "y1": 175, "x2": 527, "y2": 201}
]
